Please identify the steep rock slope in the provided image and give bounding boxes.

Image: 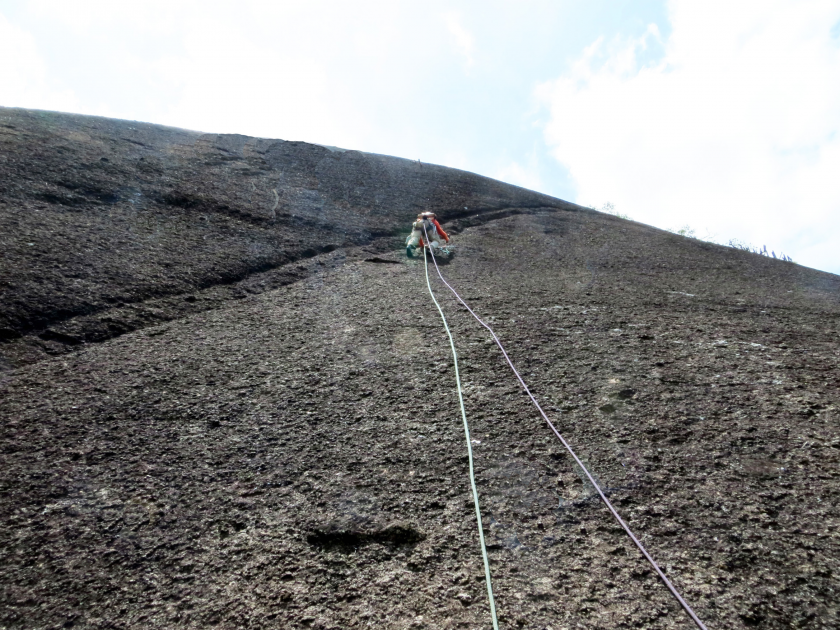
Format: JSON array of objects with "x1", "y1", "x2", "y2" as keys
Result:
[
  {"x1": 0, "y1": 106, "x2": 564, "y2": 368},
  {"x1": 1, "y1": 108, "x2": 839, "y2": 629}
]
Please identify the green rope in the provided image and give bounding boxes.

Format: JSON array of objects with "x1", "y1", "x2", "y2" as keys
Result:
[{"x1": 423, "y1": 248, "x2": 500, "y2": 630}]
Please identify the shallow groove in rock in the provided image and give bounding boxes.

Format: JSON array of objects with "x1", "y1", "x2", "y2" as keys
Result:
[{"x1": 1, "y1": 204, "x2": 568, "y2": 367}]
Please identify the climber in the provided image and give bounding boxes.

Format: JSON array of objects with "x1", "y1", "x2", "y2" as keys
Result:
[{"x1": 406, "y1": 212, "x2": 449, "y2": 257}]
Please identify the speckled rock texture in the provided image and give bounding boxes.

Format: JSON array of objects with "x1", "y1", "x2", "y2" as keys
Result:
[
  {"x1": 0, "y1": 106, "x2": 563, "y2": 367},
  {"x1": 1, "y1": 107, "x2": 838, "y2": 629}
]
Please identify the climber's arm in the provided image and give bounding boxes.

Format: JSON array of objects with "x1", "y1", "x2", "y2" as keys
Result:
[{"x1": 433, "y1": 219, "x2": 449, "y2": 242}]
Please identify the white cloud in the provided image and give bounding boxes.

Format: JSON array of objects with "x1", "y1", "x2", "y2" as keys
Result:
[
  {"x1": 153, "y1": 15, "x2": 351, "y2": 146},
  {"x1": 0, "y1": 12, "x2": 79, "y2": 112},
  {"x1": 538, "y1": 0, "x2": 840, "y2": 273},
  {"x1": 494, "y1": 159, "x2": 544, "y2": 192},
  {"x1": 7, "y1": 2, "x2": 377, "y2": 148},
  {"x1": 27, "y1": 0, "x2": 197, "y2": 34},
  {"x1": 444, "y1": 11, "x2": 475, "y2": 69}
]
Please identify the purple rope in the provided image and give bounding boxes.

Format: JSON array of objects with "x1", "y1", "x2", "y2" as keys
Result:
[{"x1": 421, "y1": 226, "x2": 708, "y2": 630}]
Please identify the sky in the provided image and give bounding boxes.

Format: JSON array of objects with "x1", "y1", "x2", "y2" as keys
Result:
[{"x1": 1, "y1": 0, "x2": 839, "y2": 274}]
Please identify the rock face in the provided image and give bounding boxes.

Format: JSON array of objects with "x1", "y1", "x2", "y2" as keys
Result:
[
  {"x1": 0, "y1": 107, "x2": 565, "y2": 367},
  {"x1": 1, "y1": 107, "x2": 839, "y2": 629}
]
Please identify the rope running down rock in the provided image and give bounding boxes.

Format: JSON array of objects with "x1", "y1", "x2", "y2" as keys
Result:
[
  {"x1": 422, "y1": 224, "x2": 708, "y2": 630},
  {"x1": 421, "y1": 231, "x2": 500, "y2": 630}
]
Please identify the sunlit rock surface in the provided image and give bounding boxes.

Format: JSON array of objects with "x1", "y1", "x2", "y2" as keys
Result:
[{"x1": 1, "y1": 107, "x2": 839, "y2": 629}]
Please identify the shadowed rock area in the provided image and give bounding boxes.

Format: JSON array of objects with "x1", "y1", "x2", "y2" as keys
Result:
[{"x1": 1, "y1": 107, "x2": 839, "y2": 629}]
